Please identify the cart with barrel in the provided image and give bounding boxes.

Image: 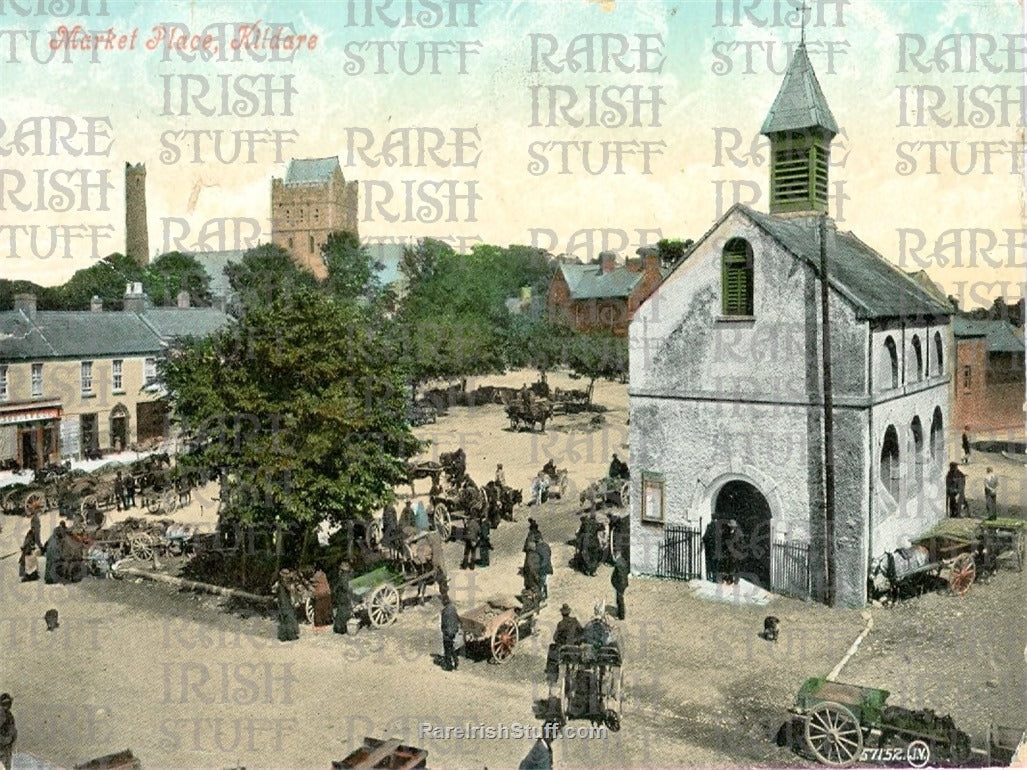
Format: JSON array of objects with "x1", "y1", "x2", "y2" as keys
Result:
[
  {"x1": 787, "y1": 676, "x2": 972, "y2": 767},
  {"x1": 458, "y1": 592, "x2": 546, "y2": 664}
]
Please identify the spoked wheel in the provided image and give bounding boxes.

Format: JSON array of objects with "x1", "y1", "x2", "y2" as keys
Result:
[
  {"x1": 161, "y1": 489, "x2": 178, "y2": 514},
  {"x1": 24, "y1": 491, "x2": 46, "y2": 515},
  {"x1": 618, "y1": 481, "x2": 630, "y2": 509},
  {"x1": 490, "y1": 618, "x2": 518, "y2": 663},
  {"x1": 130, "y1": 533, "x2": 155, "y2": 561},
  {"x1": 804, "y1": 702, "x2": 863, "y2": 767},
  {"x1": 145, "y1": 493, "x2": 161, "y2": 514},
  {"x1": 367, "y1": 584, "x2": 400, "y2": 627},
  {"x1": 948, "y1": 553, "x2": 975, "y2": 596},
  {"x1": 557, "y1": 473, "x2": 568, "y2": 499},
  {"x1": 305, "y1": 597, "x2": 316, "y2": 625},
  {"x1": 433, "y1": 504, "x2": 452, "y2": 541}
]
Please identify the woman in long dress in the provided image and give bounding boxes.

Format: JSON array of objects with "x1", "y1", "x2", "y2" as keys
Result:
[{"x1": 311, "y1": 569, "x2": 333, "y2": 630}]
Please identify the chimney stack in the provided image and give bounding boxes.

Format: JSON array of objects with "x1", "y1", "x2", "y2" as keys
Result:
[
  {"x1": 14, "y1": 293, "x2": 36, "y2": 319},
  {"x1": 599, "y1": 251, "x2": 617, "y2": 274},
  {"x1": 123, "y1": 282, "x2": 146, "y2": 313},
  {"x1": 176, "y1": 290, "x2": 191, "y2": 309},
  {"x1": 90, "y1": 296, "x2": 103, "y2": 312}
]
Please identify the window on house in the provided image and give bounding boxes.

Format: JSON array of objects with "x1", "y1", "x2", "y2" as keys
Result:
[
  {"x1": 31, "y1": 363, "x2": 42, "y2": 397},
  {"x1": 910, "y1": 416, "x2": 924, "y2": 492},
  {"x1": 884, "y1": 336, "x2": 899, "y2": 389},
  {"x1": 0, "y1": 365, "x2": 7, "y2": 401},
  {"x1": 144, "y1": 358, "x2": 157, "y2": 385},
  {"x1": 880, "y1": 425, "x2": 900, "y2": 499},
  {"x1": 930, "y1": 406, "x2": 944, "y2": 464},
  {"x1": 721, "y1": 238, "x2": 754, "y2": 316},
  {"x1": 112, "y1": 359, "x2": 123, "y2": 392},
  {"x1": 911, "y1": 335, "x2": 923, "y2": 382},
  {"x1": 81, "y1": 361, "x2": 93, "y2": 395},
  {"x1": 962, "y1": 365, "x2": 971, "y2": 393},
  {"x1": 933, "y1": 331, "x2": 943, "y2": 375},
  {"x1": 641, "y1": 472, "x2": 664, "y2": 523}
]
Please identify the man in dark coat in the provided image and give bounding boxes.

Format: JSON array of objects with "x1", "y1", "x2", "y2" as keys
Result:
[
  {"x1": 382, "y1": 503, "x2": 400, "y2": 554},
  {"x1": 114, "y1": 471, "x2": 125, "y2": 511},
  {"x1": 400, "y1": 500, "x2": 416, "y2": 530},
  {"x1": 702, "y1": 521, "x2": 720, "y2": 582},
  {"x1": 961, "y1": 426, "x2": 971, "y2": 464},
  {"x1": 608, "y1": 453, "x2": 629, "y2": 480},
  {"x1": 333, "y1": 563, "x2": 354, "y2": 635},
  {"x1": 523, "y1": 519, "x2": 540, "y2": 552},
  {"x1": 522, "y1": 540, "x2": 542, "y2": 594},
  {"x1": 29, "y1": 510, "x2": 42, "y2": 551},
  {"x1": 946, "y1": 462, "x2": 967, "y2": 518},
  {"x1": 44, "y1": 522, "x2": 68, "y2": 585},
  {"x1": 611, "y1": 552, "x2": 629, "y2": 620},
  {"x1": 722, "y1": 520, "x2": 741, "y2": 585},
  {"x1": 580, "y1": 514, "x2": 601, "y2": 576},
  {"x1": 440, "y1": 596, "x2": 460, "y2": 671},
  {"x1": 536, "y1": 538, "x2": 552, "y2": 599},
  {"x1": 461, "y1": 516, "x2": 480, "y2": 570},
  {"x1": 478, "y1": 519, "x2": 492, "y2": 568},
  {"x1": 124, "y1": 474, "x2": 136, "y2": 508},
  {"x1": 276, "y1": 573, "x2": 299, "y2": 642},
  {"x1": 0, "y1": 693, "x2": 16, "y2": 770},
  {"x1": 519, "y1": 736, "x2": 554, "y2": 770}
]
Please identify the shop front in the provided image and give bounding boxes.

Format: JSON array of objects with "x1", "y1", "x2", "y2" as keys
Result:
[{"x1": 0, "y1": 402, "x2": 62, "y2": 471}]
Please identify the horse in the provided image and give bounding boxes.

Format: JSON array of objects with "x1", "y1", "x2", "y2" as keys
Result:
[{"x1": 484, "y1": 481, "x2": 522, "y2": 527}]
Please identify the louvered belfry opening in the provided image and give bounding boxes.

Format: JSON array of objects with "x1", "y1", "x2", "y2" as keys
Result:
[
  {"x1": 769, "y1": 130, "x2": 831, "y2": 214},
  {"x1": 722, "y1": 238, "x2": 754, "y2": 317}
]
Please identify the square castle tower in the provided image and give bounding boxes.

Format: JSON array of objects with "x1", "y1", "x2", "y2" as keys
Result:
[{"x1": 271, "y1": 157, "x2": 359, "y2": 279}]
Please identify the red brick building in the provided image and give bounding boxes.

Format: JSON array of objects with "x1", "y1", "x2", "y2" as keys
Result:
[
  {"x1": 547, "y1": 251, "x2": 667, "y2": 336},
  {"x1": 952, "y1": 318, "x2": 1025, "y2": 433}
]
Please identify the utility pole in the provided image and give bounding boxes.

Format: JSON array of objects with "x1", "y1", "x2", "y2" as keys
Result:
[{"x1": 819, "y1": 213, "x2": 836, "y2": 606}]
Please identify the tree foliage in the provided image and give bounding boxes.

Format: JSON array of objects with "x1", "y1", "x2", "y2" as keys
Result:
[
  {"x1": 323, "y1": 230, "x2": 385, "y2": 305},
  {"x1": 143, "y1": 251, "x2": 212, "y2": 306},
  {"x1": 564, "y1": 331, "x2": 629, "y2": 401},
  {"x1": 53, "y1": 253, "x2": 145, "y2": 310},
  {"x1": 161, "y1": 288, "x2": 422, "y2": 545},
  {"x1": 224, "y1": 243, "x2": 319, "y2": 314}
]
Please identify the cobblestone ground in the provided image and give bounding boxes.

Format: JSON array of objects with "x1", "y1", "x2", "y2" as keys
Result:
[{"x1": 0, "y1": 373, "x2": 1023, "y2": 769}]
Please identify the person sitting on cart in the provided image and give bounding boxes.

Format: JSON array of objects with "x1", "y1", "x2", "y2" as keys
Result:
[
  {"x1": 581, "y1": 601, "x2": 614, "y2": 650},
  {"x1": 414, "y1": 500, "x2": 430, "y2": 532},
  {"x1": 608, "y1": 454, "x2": 629, "y2": 481},
  {"x1": 382, "y1": 503, "x2": 402, "y2": 555},
  {"x1": 542, "y1": 458, "x2": 557, "y2": 480},
  {"x1": 946, "y1": 462, "x2": 967, "y2": 518},
  {"x1": 400, "y1": 500, "x2": 417, "y2": 531}
]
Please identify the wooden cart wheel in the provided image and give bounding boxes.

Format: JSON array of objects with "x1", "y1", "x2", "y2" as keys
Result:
[
  {"x1": 490, "y1": 618, "x2": 518, "y2": 663},
  {"x1": 367, "y1": 584, "x2": 400, "y2": 627},
  {"x1": 130, "y1": 533, "x2": 155, "y2": 561},
  {"x1": 948, "y1": 552, "x2": 975, "y2": 596},
  {"x1": 305, "y1": 597, "x2": 316, "y2": 625},
  {"x1": 79, "y1": 494, "x2": 98, "y2": 517},
  {"x1": 433, "y1": 504, "x2": 452, "y2": 541},
  {"x1": 804, "y1": 702, "x2": 863, "y2": 767},
  {"x1": 145, "y1": 493, "x2": 161, "y2": 514},
  {"x1": 558, "y1": 473, "x2": 568, "y2": 499},
  {"x1": 24, "y1": 490, "x2": 46, "y2": 515},
  {"x1": 619, "y1": 481, "x2": 630, "y2": 508},
  {"x1": 162, "y1": 489, "x2": 178, "y2": 513}
]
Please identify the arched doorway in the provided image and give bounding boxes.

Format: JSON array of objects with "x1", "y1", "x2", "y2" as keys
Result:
[
  {"x1": 712, "y1": 480, "x2": 773, "y2": 587},
  {"x1": 110, "y1": 404, "x2": 129, "y2": 453}
]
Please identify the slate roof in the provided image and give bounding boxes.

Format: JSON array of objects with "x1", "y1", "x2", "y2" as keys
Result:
[
  {"x1": 141, "y1": 308, "x2": 233, "y2": 342},
  {"x1": 761, "y1": 43, "x2": 839, "y2": 136},
  {"x1": 283, "y1": 157, "x2": 341, "y2": 185},
  {"x1": 186, "y1": 249, "x2": 246, "y2": 299},
  {"x1": 952, "y1": 318, "x2": 1024, "y2": 353},
  {"x1": 739, "y1": 206, "x2": 952, "y2": 321},
  {"x1": 0, "y1": 307, "x2": 232, "y2": 362},
  {"x1": 558, "y1": 262, "x2": 644, "y2": 300}
]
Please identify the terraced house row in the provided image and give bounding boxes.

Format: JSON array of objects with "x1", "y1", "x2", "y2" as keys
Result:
[{"x1": 0, "y1": 285, "x2": 231, "y2": 470}]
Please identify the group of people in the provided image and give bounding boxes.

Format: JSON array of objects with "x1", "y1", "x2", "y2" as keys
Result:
[
  {"x1": 17, "y1": 513, "x2": 87, "y2": 585},
  {"x1": 702, "y1": 518, "x2": 743, "y2": 585},
  {"x1": 111, "y1": 471, "x2": 138, "y2": 511},
  {"x1": 946, "y1": 462, "x2": 1000, "y2": 519},
  {"x1": 276, "y1": 562, "x2": 355, "y2": 642}
]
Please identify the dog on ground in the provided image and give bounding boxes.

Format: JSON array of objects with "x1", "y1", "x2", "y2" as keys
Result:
[{"x1": 761, "y1": 615, "x2": 779, "y2": 642}]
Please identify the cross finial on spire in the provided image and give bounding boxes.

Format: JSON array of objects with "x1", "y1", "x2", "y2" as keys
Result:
[{"x1": 798, "y1": 0, "x2": 810, "y2": 45}]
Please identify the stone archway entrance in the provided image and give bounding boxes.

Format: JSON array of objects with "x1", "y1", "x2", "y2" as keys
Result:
[
  {"x1": 110, "y1": 404, "x2": 129, "y2": 452},
  {"x1": 713, "y1": 480, "x2": 772, "y2": 588}
]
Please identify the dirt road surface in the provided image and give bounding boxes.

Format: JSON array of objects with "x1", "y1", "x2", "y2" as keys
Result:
[{"x1": 1, "y1": 372, "x2": 1023, "y2": 769}]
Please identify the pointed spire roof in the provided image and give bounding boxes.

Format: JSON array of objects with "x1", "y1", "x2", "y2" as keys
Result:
[{"x1": 761, "y1": 43, "x2": 839, "y2": 137}]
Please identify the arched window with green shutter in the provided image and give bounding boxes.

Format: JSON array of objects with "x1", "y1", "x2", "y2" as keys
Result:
[{"x1": 722, "y1": 238, "x2": 754, "y2": 317}]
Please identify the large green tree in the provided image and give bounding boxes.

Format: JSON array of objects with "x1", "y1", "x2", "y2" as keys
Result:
[
  {"x1": 143, "y1": 251, "x2": 212, "y2": 306},
  {"x1": 322, "y1": 230, "x2": 384, "y2": 305},
  {"x1": 162, "y1": 288, "x2": 422, "y2": 563},
  {"x1": 54, "y1": 253, "x2": 144, "y2": 310},
  {"x1": 224, "y1": 243, "x2": 319, "y2": 314},
  {"x1": 564, "y1": 331, "x2": 629, "y2": 403}
]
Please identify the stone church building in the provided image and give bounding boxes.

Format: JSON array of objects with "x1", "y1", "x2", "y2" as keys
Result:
[
  {"x1": 628, "y1": 44, "x2": 952, "y2": 608},
  {"x1": 271, "y1": 156, "x2": 359, "y2": 279}
]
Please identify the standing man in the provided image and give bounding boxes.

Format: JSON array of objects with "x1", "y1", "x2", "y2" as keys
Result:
[
  {"x1": 333, "y1": 563, "x2": 354, "y2": 635},
  {"x1": 582, "y1": 513, "x2": 601, "y2": 576},
  {"x1": 984, "y1": 467, "x2": 999, "y2": 519},
  {"x1": 478, "y1": 516, "x2": 493, "y2": 568},
  {"x1": 522, "y1": 540, "x2": 542, "y2": 596},
  {"x1": 495, "y1": 463, "x2": 506, "y2": 487},
  {"x1": 114, "y1": 471, "x2": 125, "y2": 512},
  {"x1": 611, "y1": 552, "x2": 629, "y2": 620},
  {"x1": 702, "y1": 521, "x2": 720, "y2": 582},
  {"x1": 400, "y1": 500, "x2": 417, "y2": 531},
  {"x1": 0, "y1": 694, "x2": 15, "y2": 770},
  {"x1": 124, "y1": 473, "x2": 136, "y2": 508},
  {"x1": 440, "y1": 595, "x2": 460, "y2": 671},
  {"x1": 276, "y1": 571, "x2": 299, "y2": 642},
  {"x1": 536, "y1": 536, "x2": 552, "y2": 600},
  {"x1": 382, "y1": 503, "x2": 400, "y2": 556},
  {"x1": 961, "y1": 426, "x2": 971, "y2": 464},
  {"x1": 461, "y1": 516, "x2": 480, "y2": 570},
  {"x1": 29, "y1": 509, "x2": 42, "y2": 552},
  {"x1": 946, "y1": 462, "x2": 967, "y2": 518}
]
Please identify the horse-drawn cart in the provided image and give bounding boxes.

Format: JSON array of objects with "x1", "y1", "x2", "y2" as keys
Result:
[
  {"x1": 580, "y1": 475, "x2": 630, "y2": 510},
  {"x1": 546, "y1": 617, "x2": 624, "y2": 731},
  {"x1": 458, "y1": 592, "x2": 546, "y2": 664},
  {"x1": 505, "y1": 399, "x2": 553, "y2": 432},
  {"x1": 788, "y1": 677, "x2": 971, "y2": 767}
]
